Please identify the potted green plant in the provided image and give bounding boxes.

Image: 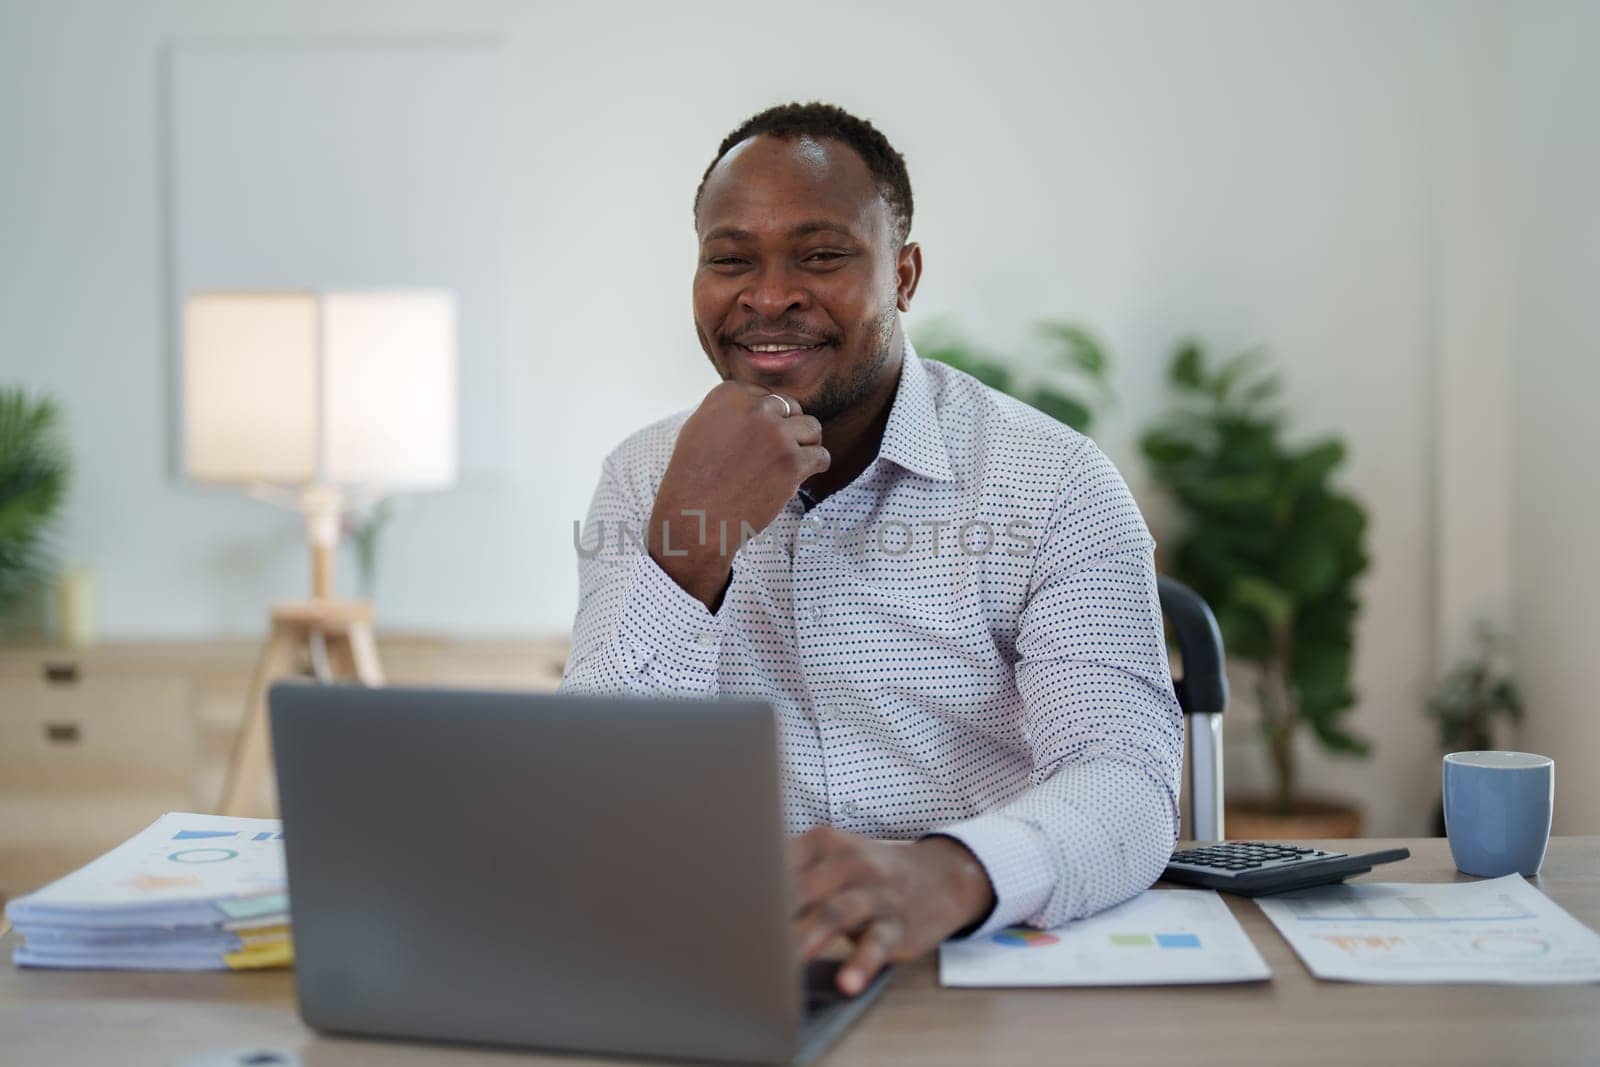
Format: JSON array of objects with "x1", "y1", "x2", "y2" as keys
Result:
[
  {"x1": 0, "y1": 387, "x2": 71, "y2": 630},
  {"x1": 913, "y1": 318, "x2": 1113, "y2": 435},
  {"x1": 1139, "y1": 342, "x2": 1371, "y2": 837},
  {"x1": 1426, "y1": 621, "x2": 1523, "y2": 834}
]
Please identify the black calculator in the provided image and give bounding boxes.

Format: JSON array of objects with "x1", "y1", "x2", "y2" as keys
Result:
[{"x1": 1162, "y1": 842, "x2": 1411, "y2": 896}]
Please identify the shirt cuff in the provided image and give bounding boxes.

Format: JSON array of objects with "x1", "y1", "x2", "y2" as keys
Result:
[
  {"x1": 931, "y1": 814, "x2": 1056, "y2": 939},
  {"x1": 617, "y1": 553, "x2": 724, "y2": 689}
]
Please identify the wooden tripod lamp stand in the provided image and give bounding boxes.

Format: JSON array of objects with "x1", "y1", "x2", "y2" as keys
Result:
[{"x1": 182, "y1": 290, "x2": 457, "y2": 818}]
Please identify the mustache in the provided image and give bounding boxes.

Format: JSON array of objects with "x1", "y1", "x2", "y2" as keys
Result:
[{"x1": 718, "y1": 319, "x2": 842, "y2": 347}]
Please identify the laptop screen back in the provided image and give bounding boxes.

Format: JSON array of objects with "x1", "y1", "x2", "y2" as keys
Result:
[{"x1": 270, "y1": 684, "x2": 799, "y2": 1064}]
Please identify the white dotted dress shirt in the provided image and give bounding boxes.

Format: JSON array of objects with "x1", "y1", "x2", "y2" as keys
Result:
[{"x1": 561, "y1": 343, "x2": 1184, "y2": 937}]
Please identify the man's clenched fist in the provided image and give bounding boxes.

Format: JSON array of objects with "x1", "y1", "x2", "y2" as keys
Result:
[{"x1": 648, "y1": 381, "x2": 830, "y2": 607}]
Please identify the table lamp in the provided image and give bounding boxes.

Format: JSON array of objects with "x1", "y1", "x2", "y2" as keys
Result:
[{"x1": 183, "y1": 289, "x2": 457, "y2": 815}]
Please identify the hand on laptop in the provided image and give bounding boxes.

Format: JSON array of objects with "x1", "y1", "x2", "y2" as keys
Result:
[
  {"x1": 789, "y1": 827, "x2": 995, "y2": 996},
  {"x1": 648, "y1": 382, "x2": 830, "y2": 608}
]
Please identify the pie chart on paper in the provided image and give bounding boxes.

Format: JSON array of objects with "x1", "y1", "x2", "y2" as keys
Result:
[
  {"x1": 992, "y1": 928, "x2": 1060, "y2": 948},
  {"x1": 168, "y1": 848, "x2": 240, "y2": 864}
]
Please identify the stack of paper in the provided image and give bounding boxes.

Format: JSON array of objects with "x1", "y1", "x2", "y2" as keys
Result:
[{"x1": 5, "y1": 812, "x2": 291, "y2": 971}]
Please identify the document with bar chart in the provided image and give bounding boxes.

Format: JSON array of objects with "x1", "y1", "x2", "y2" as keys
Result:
[
  {"x1": 1256, "y1": 874, "x2": 1600, "y2": 984},
  {"x1": 939, "y1": 889, "x2": 1270, "y2": 986}
]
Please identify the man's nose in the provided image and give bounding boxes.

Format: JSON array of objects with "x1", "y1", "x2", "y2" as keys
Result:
[{"x1": 739, "y1": 265, "x2": 810, "y2": 320}]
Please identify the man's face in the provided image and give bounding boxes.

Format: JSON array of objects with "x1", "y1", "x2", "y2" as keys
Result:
[{"x1": 693, "y1": 135, "x2": 919, "y2": 422}]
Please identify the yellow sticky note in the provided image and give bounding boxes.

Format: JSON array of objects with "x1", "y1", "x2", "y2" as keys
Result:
[{"x1": 224, "y1": 937, "x2": 294, "y2": 970}]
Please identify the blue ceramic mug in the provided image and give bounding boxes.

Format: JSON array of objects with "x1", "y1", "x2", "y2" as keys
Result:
[{"x1": 1443, "y1": 751, "x2": 1553, "y2": 877}]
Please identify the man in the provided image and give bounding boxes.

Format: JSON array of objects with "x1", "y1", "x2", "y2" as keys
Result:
[{"x1": 562, "y1": 102, "x2": 1183, "y2": 995}]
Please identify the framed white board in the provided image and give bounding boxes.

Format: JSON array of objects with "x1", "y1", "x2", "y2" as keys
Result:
[{"x1": 165, "y1": 38, "x2": 508, "y2": 484}]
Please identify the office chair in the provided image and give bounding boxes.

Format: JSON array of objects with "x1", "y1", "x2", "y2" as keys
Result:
[{"x1": 1157, "y1": 575, "x2": 1228, "y2": 841}]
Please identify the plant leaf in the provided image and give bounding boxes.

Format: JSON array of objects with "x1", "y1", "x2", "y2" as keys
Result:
[
  {"x1": 1037, "y1": 321, "x2": 1109, "y2": 379},
  {"x1": 1230, "y1": 575, "x2": 1295, "y2": 630},
  {"x1": 1170, "y1": 341, "x2": 1205, "y2": 389},
  {"x1": 0, "y1": 387, "x2": 71, "y2": 616},
  {"x1": 1210, "y1": 349, "x2": 1267, "y2": 404},
  {"x1": 1284, "y1": 439, "x2": 1346, "y2": 497},
  {"x1": 1140, "y1": 427, "x2": 1201, "y2": 467},
  {"x1": 1028, "y1": 390, "x2": 1093, "y2": 434},
  {"x1": 1305, "y1": 716, "x2": 1370, "y2": 756}
]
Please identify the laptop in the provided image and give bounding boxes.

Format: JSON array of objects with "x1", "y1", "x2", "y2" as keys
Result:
[{"x1": 269, "y1": 684, "x2": 889, "y2": 1065}]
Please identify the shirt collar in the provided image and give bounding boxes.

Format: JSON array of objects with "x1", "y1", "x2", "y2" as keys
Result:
[{"x1": 877, "y1": 339, "x2": 955, "y2": 483}]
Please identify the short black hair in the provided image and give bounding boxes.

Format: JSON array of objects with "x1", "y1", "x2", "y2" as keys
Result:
[{"x1": 694, "y1": 101, "x2": 913, "y2": 246}]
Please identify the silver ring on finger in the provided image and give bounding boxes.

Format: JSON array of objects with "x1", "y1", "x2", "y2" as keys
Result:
[{"x1": 764, "y1": 393, "x2": 793, "y2": 418}]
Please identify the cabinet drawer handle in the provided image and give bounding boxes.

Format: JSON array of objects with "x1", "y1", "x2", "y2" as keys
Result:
[
  {"x1": 45, "y1": 722, "x2": 81, "y2": 744},
  {"x1": 43, "y1": 663, "x2": 80, "y2": 685}
]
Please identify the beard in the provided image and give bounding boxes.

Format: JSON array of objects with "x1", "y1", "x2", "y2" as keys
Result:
[
  {"x1": 700, "y1": 295, "x2": 901, "y2": 423},
  {"x1": 802, "y1": 301, "x2": 899, "y2": 423}
]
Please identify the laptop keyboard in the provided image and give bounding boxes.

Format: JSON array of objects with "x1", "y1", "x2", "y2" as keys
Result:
[
  {"x1": 804, "y1": 960, "x2": 851, "y2": 1013},
  {"x1": 792, "y1": 958, "x2": 893, "y2": 1063}
]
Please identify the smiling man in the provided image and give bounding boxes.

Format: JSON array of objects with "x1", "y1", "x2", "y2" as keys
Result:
[{"x1": 561, "y1": 103, "x2": 1183, "y2": 995}]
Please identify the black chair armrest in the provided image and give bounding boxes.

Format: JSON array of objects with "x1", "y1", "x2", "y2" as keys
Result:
[{"x1": 1156, "y1": 575, "x2": 1228, "y2": 717}]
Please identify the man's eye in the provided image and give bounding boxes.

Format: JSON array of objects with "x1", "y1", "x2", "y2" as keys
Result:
[
  {"x1": 708, "y1": 257, "x2": 747, "y2": 268},
  {"x1": 804, "y1": 251, "x2": 848, "y2": 264}
]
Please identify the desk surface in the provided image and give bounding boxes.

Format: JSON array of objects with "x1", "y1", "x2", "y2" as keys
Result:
[{"x1": 4, "y1": 837, "x2": 1598, "y2": 1067}]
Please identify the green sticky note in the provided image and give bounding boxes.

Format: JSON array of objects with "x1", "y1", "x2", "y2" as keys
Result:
[
  {"x1": 1110, "y1": 933, "x2": 1154, "y2": 947},
  {"x1": 219, "y1": 892, "x2": 289, "y2": 920}
]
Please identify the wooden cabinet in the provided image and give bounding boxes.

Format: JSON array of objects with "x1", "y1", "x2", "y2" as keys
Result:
[
  {"x1": 0, "y1": 676, "x2": 195, "y2": 798},
  {"x1": 0, "y1": 635, "x2": 569, "y2": 902}
]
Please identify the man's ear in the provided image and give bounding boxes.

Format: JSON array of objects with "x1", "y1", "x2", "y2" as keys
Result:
[{"x1": 895, "y1": 242, "x2": 923, "y2": 312}]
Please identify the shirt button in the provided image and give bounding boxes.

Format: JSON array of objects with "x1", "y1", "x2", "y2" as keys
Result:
[
  {"x1": 695, "y1": 631, "x2": 717, "y2": 647},
  {"x1": 808, "y1": 606, "x2": 823, "y2": 623},
  {"x1": 842, "y1": 801, "x2": 859, "y2": 817}
]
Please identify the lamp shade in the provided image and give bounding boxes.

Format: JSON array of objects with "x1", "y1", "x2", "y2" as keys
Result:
[{"x1": 183, "y1": 290, "x2": 457, "y2": 491}]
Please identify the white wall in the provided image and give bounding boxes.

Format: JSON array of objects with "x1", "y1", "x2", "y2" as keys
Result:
[
  {"x1": 0, "y1": 0, "x2": 1586, "y2": 832},
  {"x1": 1507, "y1": 1, "x2": 1600, "y2": 835}
]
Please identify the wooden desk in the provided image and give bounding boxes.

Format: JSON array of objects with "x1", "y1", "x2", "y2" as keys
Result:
[{"x1": 3, "y1": 838, "x2": 1597, "y2": 1066}]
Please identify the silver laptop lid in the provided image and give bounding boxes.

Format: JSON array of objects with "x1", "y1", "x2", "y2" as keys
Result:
[{"x1": 270, "y1": 684, "x2": 800, "y2": 1064}]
